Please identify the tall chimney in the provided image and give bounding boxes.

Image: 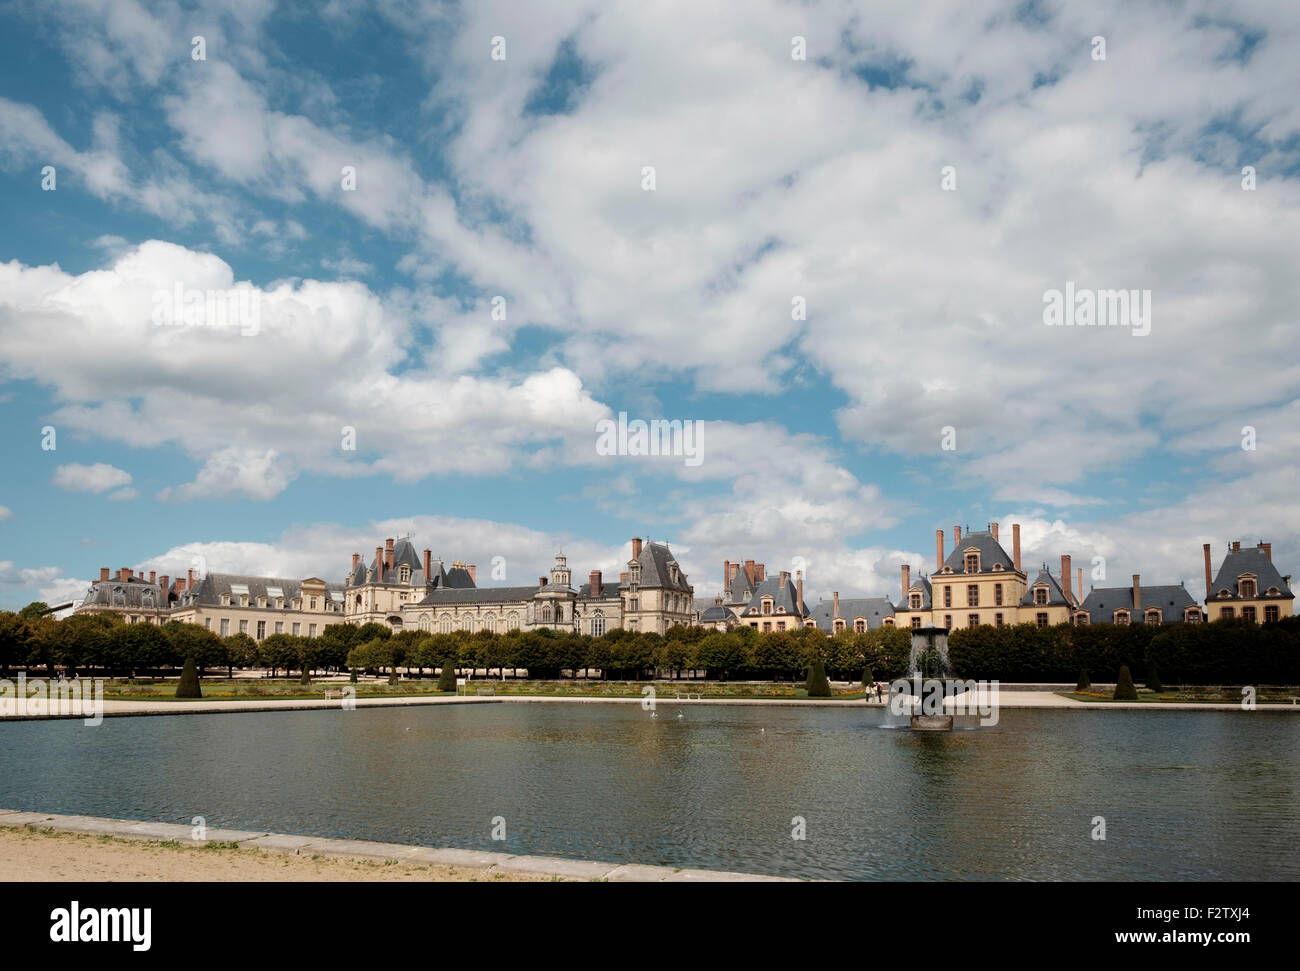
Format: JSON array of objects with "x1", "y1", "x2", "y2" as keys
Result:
[
  {"x1": 160, "y1": 575, "x2": 169, "y2": 599},
  {"x1": 352, "y1": 552, "x2": 360, "y2": 571},
  {"x1": 149, "y1": 570, "x2": 156, "y2": 585},
  {"x1": 188, "y1": 568, "x2": 195, "y2": 588},
  {"x1": 744, "y1": 559, "x2": 755, "y2": 583},
  {"x1": 467, "y1": 564, "x2": 476, "y2": 584},
  {"x1": 1203, "y1": 544, "x2": 1213, "y2": 598},
  {"x1": 779, "y1": 570, "x2": 790, "y2": 586},
  {"x1": 953, "y1": 525, "x2": 961, "y2": 545},
  {"x1": 991, "y1": 522, "x2": 999, "y2": 541},
  {"x1": 175, "y1": 577, "x2": 186, "y2": 593},
  {"x1": 755, "y1": 563, "x2": 765, "y2": 582},
  {"x1": 590, "y1": 570, "x2": 602, "y2": 594},
  {"x1": 1132, "y1": 574, "x2": 1142, "y2": 611},
  {"x1": 723, "y1": 560, "x2": 730, "y2": 594},
  {"x1": 539, "y1": 576, "x2": 547, "y2": 587},
  {"x1": 117, "y1": 568, "x2": 126, "y2": 581},
  {"x1": 619, "y1": 571, "x2": 628, "y2": 583},
  {"x1": 1077, "y1": 567, "x2": 1083, "y2": 603},
  {"x1": 936, "y1": 529, "x2": 945, "y2": 570},
  {"x1": 375, "y1": 546, "x2": 384, "y2": 583},
  {"x1": 385, "y1": 538, "x2": 395, "y2": 570},
  {"x1": 632, "y1": 537, "x2": 643, "y2": 559},
  {"x1": 796, "y1": 570, "x2": 804, "y2": 612},
  {"x1": 901, "y1": 564, "x2": 910, "y2": 605},
  {"x1": 1061, "y1": 555, "x2": 1072, "y2": 605},
  {"x1": 833, "y1": 590, "x2": 840, "y2": 620},
  {"x1": 730, "y1": 563, "x2": 739, "y2": 582},
  {"x1": 99, "y1": 567, "x2": 110, "y2": 582},
  {"x1": 1012, "y1": 524, "x2": 1022, "y2": 573},
  {"x1": 1261, "y1": 542, "x2": 1272, "y2": 562}
]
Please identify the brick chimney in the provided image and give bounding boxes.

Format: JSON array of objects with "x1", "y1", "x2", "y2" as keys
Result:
[
  {"x1": 953, "y1": 524, "x2": 961, "y2": 545},
  {"x1": 1203, "y1": 544, "x2": 1213, "y2": 598},
  {"x1": 631, "y1": 537, "x2": 643, "y2": 559},
  {"x1": 467, "y1": 564, "x2": 477, "y2": 584},
  {"x1": 901, "y1": 564, "x2": 910, "y2": 604},
  {"x1": 188, "y1": 568, "x2": 195, "y2": 588},
  {"x1": 422, "y1": 549, "x2": 432, "y2": 581},
  {"x1": 1061, "y1": 555, "x2": 1072, "y2": 605},
  {"x1": 796, "y1": 570, "x2": 804, "y2": 612},
  {"x1": 352, "y1": 552, "x2": 360, "y2": 571},
  {"x1": 730, "y1": 562, "x2": 739, "y2": 582},
  {"x1": 723, "y1": 560, "x2": 730, "y2": 593},
  {"x1": 117, "y1": 567, "x2": 128, "y2": 581},
  {"x1": 1077, "y1": 567, "x2": 1083, "y2": 603},
  {"x1": 590, "y1": 570, "x2": 602, "y2": 594},
  {"x1": 755, "y1": 563, "x2": 765, "y2": 582},
  {"x1": 99, "y1": 567, "x2": 109, "y2": 582},
  {"x1": 175, "y1": 577, "x2": 186, "y2": 593},
  {"x1": 991, "y1": 522, "x2": 999, "y2": 541},
  {"x1": 619, "y1": 571, "x2": 628, "y2": 583},
  {"x1": 744, "y1": 559, "x2": 755, "y2": 583},
  {"x1": 1013, "y1": 524, "x2": 1022, "y2": 573},
  {"x1": 385, "y1": 538, "x2": 395, "y2": 570},
  {"x1": 539, "y1": 576, "x2": 547, "y2": 587},
  {"x1": 1260, "y1": 541, "x2": 1272, "y2": 562},
  {"x1": 779, "y1": 570, "x2": 790, "y2": 586},
  {"x1": 160, "y1": 575, "x2": 169, "y2": 598},
  {"x1": 1232, "y1": 540, "x2": 1241, "y2": 552},
  {"x1": 1132, "y1": 574, "x2": 1142, "y2": 611},
  {"x1": 936, "y1": 529, "x2": 944, "y2": 570},
  {"x1": 832, "y1": 590, "x2": 840, "y2": 621},
  {"x1": 375, "y1": 546, "x2": 384, "y2": 583}
]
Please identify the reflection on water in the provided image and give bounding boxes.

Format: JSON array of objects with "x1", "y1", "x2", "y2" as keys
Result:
[{"x1": 1, "y1": 705, "x2": 1296, "y2": 880}]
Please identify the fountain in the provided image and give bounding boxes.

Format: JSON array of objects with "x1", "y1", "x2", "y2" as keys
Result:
[{"x1": 905, "y1": 626, "x2": 954, "y2": 731}]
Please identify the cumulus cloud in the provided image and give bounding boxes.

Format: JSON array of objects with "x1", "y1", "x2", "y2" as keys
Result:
[{"x1": 52, "y1": 463, "x2": 133, "y2": 494}]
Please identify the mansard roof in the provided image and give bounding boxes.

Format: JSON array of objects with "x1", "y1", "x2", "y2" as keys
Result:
[
  {"x1": 81, "y1": 577, "x2": 164, "y2": 609},
  {"x1": 577, "y1": 580, "x2": 620, "y2": 599},
  {"x1": 739, "y1": 575, "x2": 807, "y2": 617},
  {"x1": 1079, "y1": 583, "x2": 1199, "y2": 623},
  {"x1": 1019, "y1": 567, "x2": 1071, "y2": 607},
  {"x1": 896, "y1": 575, "x2": 933, "y2": 611},
  {"x1": 625, "y1": 541, "x2": 692, "y2": 592},
  {"x1": 723, "y1": 563, "x2": 762, "y2": 604},
  {"x1": 180, "y1": 573, "x2": 344, "y2": 607},
  {"x1": 416, "y1": 585, "x2": 541, "y2": 607},
  {"x1": 1207, "y1": 545, "x2": 1294, "y2": 601},
  {"x1": 941, "y1": 531, "x2": 1018, "y2": 575},
  {"x1": 808, "y1": 597, "x2": 895, "y2": 632}
]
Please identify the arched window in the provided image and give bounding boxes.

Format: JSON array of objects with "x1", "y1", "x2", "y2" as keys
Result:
[
  {"x1": 833, "y1": 618, "x2": 845, "y2": 632},
  {"x1": 1114, "y1": 610, "x2": 1130, "y2": 625},
  {"x1": 1145, "y1": 608, "x2": 1162, "y2": 625},
  {"x1": 438, "y1": 614, "x2": 453, "y2": 633},
  {"x1": 483, "y1": 612, "x2": 496, "y2": 633},
  {"x1": 591, "y1": 610, "x2": 606, "y2": 637},
  {"x1": 506, "y1": 611, "x2": 520, "y2": 631},
  {"x1": 460, "y1": 615, "x2": 475, "y2": 632},
  {"x1": 419, "y1": 613, "x2": 431, "y2": 632},
  {"x1": 555, "y1": 604, "x2": 565, "y2": 623},
  {"x1": 854, "y1": 619, "x2": 866, "y2": 632},
  {"x1": 541, "y1": 603, "x2": 552, "y2": 623}
]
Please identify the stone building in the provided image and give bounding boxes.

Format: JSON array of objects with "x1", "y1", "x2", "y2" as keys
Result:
[
  {"x1": 735, "y1": 569, "x2": 810, "y2": 632},
  {"x1": 1202, "y1": 541, "x2": 1294, "y2": 622},
  {"x1": 807, "y1": 592, "x2": 896, "y2": 633},
  {"x1": 169, "y1": 573, "x2": 347, "y2": 639},
  {"x1": 1076, "y1": 574, "x2": 1201, "y2": 626}
]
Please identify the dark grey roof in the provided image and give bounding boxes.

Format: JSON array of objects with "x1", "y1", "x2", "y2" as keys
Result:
[
  {"x1": 1206, "y1": 545, "x2": 1294, "y2": 601},
  {"x1": 1079, "y1": 584, "x2": 1199, "y2": 624},
  {"x1": 723, "y1": 564, "x2": 761, "y2": 605},
  {"x1": 808, "y1": 597, "x2": 895, "y2": 632},
  {"x1": 80, "y1": 577, "x2": 165, "y2": 609},
  {"x1": 577, "y1": 581, "x2": 620, "y2": 599},
  {"x1": 442, "y1": 565, "x2": 477, "y2": 589},
  {"x1": 349, "y1": 539, "x2": 439, "y2": 588},
  {"x1": 941, "y1": 531, "x2": 1018, "y2": 575},
  {"x1": 180, "y1": 573, "x2": 322, "y2": 607},
  {"x1": 700, "y1": 604, "x2": 735, "y2": 622},
  {"x1": 415, "y1": 585, "x2": 541, "y2": 607},
  {"x1": 624, "y1": 541, "x2": 692, "y2": 592},
  {"x1": 738, "y1": 575, "x2": 807, "y2": 617},
  {"x1": 1019, "y1": 567, "x2": 1070, "y2": 607},
  {"x1": 896, "y1": 575, "x2": 933, "y2": 611}
]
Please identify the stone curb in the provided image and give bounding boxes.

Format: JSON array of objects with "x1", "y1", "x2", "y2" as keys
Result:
[{"x1": 0, "y1": 810, "x2": 792, "y2": 882}]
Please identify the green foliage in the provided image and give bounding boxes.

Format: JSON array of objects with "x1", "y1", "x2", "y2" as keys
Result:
[
  {"x1": 1113, "y1": 664, "x2": 1138, "y2": 700},
  {"x1": 805, "y1": 657, "x2": 832, "y2": 698},
  {"x1": 1076, "y1": 668, "x2": 1091, "y2": 691},
  {"x1": 175, "y1": 655, "x2": 202, "y2": 699},
  {"x1": 437, "y1": 654, "x2": 457, "y2": 692},
  {"x1": 18, "y1": 601, "x2": 51, "y2": 620},
  {"x1": 1145, "y1": 660, "x2": 1163, "y2": 692}
]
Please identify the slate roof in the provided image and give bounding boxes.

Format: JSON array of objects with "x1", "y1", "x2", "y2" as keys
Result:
[
  {"x1": 624, "y1": 541, "x2": 692, "y2": 592},
  {"x1": 415, "y1": 585, "x2": 541, "y2": 607},
  {"x1": 1079, "y1": 584, "x2": 1199, "y2": 624},
  {"x1": 348, "y1": 538, "x2": 440, "y2": 587},
  {"x1": 1206, "y1": 545, "x2": 1294, "y2": 601},
  {"x1": 940, "y1": 531, "x2": 1018, "y2": 575},
  {"x1": 179, "y1": 573, "x2": 343, "y2": 608},
  {"x1": 723, "y1": 564, "x2": 762, "y2": 605},
  {"x1": 1019, "y1": 567, "x2": 1071, "y2": 607},
  {"x1": 808, "y1": 597, "x2": 895, "y2": 632},
  {"x1": 577, "y1": 581, "x2": 620, "y2": 599},
  {"x1": 700, "y1": 603, "x2": 735, "y2": 623},
  {"x1": 80, "y1": 577, "x2": 165, "y2": 609},
  {"x1": 738, "y1": 575, "x2": 808, "y2": 617},
  {"x1": 896, "y1": 575, "x2": 933, "y2": 611}
]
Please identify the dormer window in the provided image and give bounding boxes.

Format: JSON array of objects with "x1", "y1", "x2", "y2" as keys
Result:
[
  {"x1": 776, "y1": 605, "x2": 786, "y2": 614},
  {"x1": 1239, "y1": 578, "x2": 1256, "y2": 598},
  {"x1": 240, "y1": 595, "x2": 249, "y2": 608},
  {"x1": 761, "y1": 598, "x2": 773, "y2": 615},
  {"x1": 964, "y1": 553, "x2": 979, "y2": 573},
  {"x1": 1034, "y1": 587, "x2": 1048, "y2": 605},
  {"x1": 1114, "y1": 609, "x2": 1130, "y2": 625},
  {"x1": 909, "y1": 593, "x2": 922, "y2": 609},
  {"x1": 221, "y1": 594, "x2": 231, "y2": 606},
  {"x1": 1185, "y1": 608, "x2": 1201, "y2": 624},
  {"x1": 991, "y1": 563, "x2": 1003, "y2": 572},
  {"x1": 630, "y1": 565, "x2": 641, "y2": 584},
  {"x1": 1145, "y1": 608, "x2": 1162, "y2": 625},
  {"x1": 257, "y1": 596, "x2": 266, "y2": 608},
  {"x1": 399, "y1": 565, "x2": 411, "y2": 584}
]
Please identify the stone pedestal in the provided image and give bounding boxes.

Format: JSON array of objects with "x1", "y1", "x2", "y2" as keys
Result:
[{"x1": 910, "y1": 714, "x2": 954, "y2": 731}]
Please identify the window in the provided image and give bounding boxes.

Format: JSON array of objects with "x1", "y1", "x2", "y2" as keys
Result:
[
  {"x1": 967, "y1": 584, "x2": 979, "y2": 607},
  {"x1": 943, "y1": 586, "x2": 952, "y2": 608},
  {"x1": 591, "y1": 610, "x2": 606, "y2": 637},
  {"x1": 968, "y1": 614, "x2": 979, "y2": 628},
  {"x1": 204, "y1": 617, "x2": 212, "y2": 630},
  {"x1": 776, "y1": 605, "x2": 786, "y2": 614},
  {"x1": 1114, "y1": 611, "x2": 1129, "y2": 625},
  {"x1": 292, "y1": 623, "x2": 301, "y2": 635},
  {"x1": 399, "y1": 566, "x2": 411, "y2": 584},
  {"x1": 1265, "y1": 605, "x2": 1279, "y2": 623},
  {"x1": 1239, "y1": 578, "x2": 1256, "y2": 598},
  {"x1": 994, "y1": 583, "x2": 1003, "y2": 606},
  {"x1": 541, "y1": 604, "x2": 552, "y2": 623},
  {"x1": 1036, "y1": 613, "x2": 1048, "y2": 628},
  {"x1": 761, "y1": 598, "x2": 773, "y2": 615},
  {"x1": 1145, "y1": 609, "x2": 1161, "y2": 625},
  {"x1": 910, "y1": 593, "x2": 922, "y2": 609},
  {"x1": 507, "y1": 612, "x2": 520, "y2": 631},
  {"x1": 1184, "y1": 609, "x2": 1200, "y2": 625},
  {"x1": 995, "y1": 613, "x2": 1003, "y2": 627},
  {"x1": 220, "y1": 619, "x2": 230, "y2": 636},
  {"x1": 240, "y1": 595, "x2": 249, "y2": 607},
  {"x1": 239, "y1": 620, "x2": 249, "y2": 634},
  {"x1": 460, "y1": 615, "x2": 475, "y2": 632},
  {"x1": 275, "y1": 598, "x2": 283, "y2": 609},
  {"x1": 1034, "y1": 587, "x2": 1048, "y2": 605},
  {"x1": 439, "y1": 614, "x2": 453, "y2": 633},
  {"x1": 275, "y1": 622, "x2": 284, "y2": 634},
  {"x1": 833, "y1": 618, "x2": 845, "y2": 632},
  {"x1": 310, "y1": 598, "x2": 317, "y2": 610},
  {"x1": 257, "y1": 597, "x2": 266, "y2": 608},
  {"x1": 1073, "y1": 613, "x2": 1089, "y2": 626},
  {"x1": 943, "y1": 615, "x2": 952, "y2": 629},
  {"x1": 1221, "y1": 606, "x2": 1234, "y2": 619},
  {"x1": 308, "y1": 624, "x2": 316, "y2": 637},
  {"x1": 1242, "y1": 606, "x2": 1257, "y2": 623},
  {"x1": 854, "y1": 619, "x2": 866, "y2": 633},
  {"x1": 911, "y1": 616, "x2": 922, "y2": 629},
  {"x1": 965, "y1": 553, "x2": 979, "y2": 573},
  {"x1": 777, "y1": 621, "x2": 786, "y2": 631},
  {"x1": 630, "y1": 565, "x2": 641, "y2": 584},
  {"x1": 883, "y1": 617, "x2": 895, "y2": 627},
  {"x1": 630, "y1": 597, "x2": 639, "y2": 612},
  {"x1": 256, "y1": 621, "x2": 266, "y2": 639},
  {"x1": 221, "y1": 594, "x2": 231, "y2": 606},
  {"x1": 762, "y1": 622, "x2": 771, "y2": 632}
]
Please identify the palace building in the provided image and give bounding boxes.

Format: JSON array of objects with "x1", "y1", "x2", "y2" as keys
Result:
[{"x1": 1202, "y1": 541, "x2": 1295, "y2": 622}]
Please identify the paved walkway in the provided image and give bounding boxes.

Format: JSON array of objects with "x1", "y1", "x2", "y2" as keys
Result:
[{"x1": 0, "y1": 809, "x2": 789, "y2": 882}]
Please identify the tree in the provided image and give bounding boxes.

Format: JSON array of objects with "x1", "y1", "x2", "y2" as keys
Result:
[
  {"x1": 1113, "y1": 664, "x2": 1138, "y2": 700},
  {"x1": 1076, "y1": 668, "x2": 1091, "y2": 692},
  {"x1": 805, "y1": 657, "x2": 832, "y2": 698},
  {"x1": 0, "y1": 611, "x2": 31, "y2": 675},
  {"x1": 1145, "y1": 660, "x2": 1163, "y2": 693},
  {"x1": 176, "y1": 655, "x2": 202, "y2": 699},
  {"x1": 437, "y1": 654, "x2": 457, "y2": 692},
  {"x1": 18, "y1": 602, "x2": 51, "y2": 620},
  {"x1": 225, "y1": 632, "x2": 259, "y2": 671}
]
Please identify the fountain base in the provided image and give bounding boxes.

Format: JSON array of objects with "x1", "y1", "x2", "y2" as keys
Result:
[{"x1": 910, "y1": 714, "x2": 954, "y2": 732}]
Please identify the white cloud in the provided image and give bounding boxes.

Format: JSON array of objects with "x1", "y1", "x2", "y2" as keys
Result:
[
  {"x1": 52, "y1": 462, "x2": 132, "y2": 494},
  {"x1": 0, "y1": 505, "x2": 11, "y2": 521}
]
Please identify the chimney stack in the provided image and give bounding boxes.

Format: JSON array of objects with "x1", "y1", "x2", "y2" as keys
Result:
[
  {"x1": 149, "y1": 570, "x2": 156, "y2": 585},
  {"x1": 160, "y1": 575, "x2": 169, "y2": 599},
  {"x1": 1132, "y1": 574, "x2": 1142, "y2": 611},
  {"x1": 779, "y1": 570, "x2": 790, "y2": 586},
  {"x1": 1061, "y1": 555, "x2": 1072, "y2": 605},
  {"x1": 1203, "y1": 544, "x2": 1213, "y2": 598},
  {"x1": 352, "y1": 552, "x2": 360, "y2": 571},
  {"x1": 188, "y1": 568, "x2": 195, "y2": 588},
  {"x1": 796, "y1": 570, "x2": 804, "y2": 611},
  {"x1": 539, "y1": 576, "x2": 547, "y2": 587},
  {"x1": 1232, "y1": 540, "x2": 1241, "y2": 552},
  {"x1": 991, "y1": 522, "x2": 999, "y2": 541},
  {"x1": 619, "y1": 571, "x2": 628, "y2": 583},
  {"x1": 1012, "y1": 524, "x2": 1022, "y2": 573},
  {"x1": 832, "y1": 590, "x2": 840, "y2": 620},
  {"x1": 175, "y1": 577, "x2": 186, "y2": 593},
  {"x1": 730, "y1": 562, "x2": 739, "y2": 582},
  {"x1": 631, "y1": 537, "x2": 643, "y2": 559},
  {"x1": 755, "y1": 563, "x2": 765, "y2": 582},
  {"x1": 590, "y1": 570, "x2": 602, "y2": 594},
  {"x1": 901, "y1": 564, "x2": 911, "y2": 604},
  {"x1": 723, "y1": 560, "x2": 730, "y2": 593},
  {"x1": 99, "y1": 567, "x2": 109, "y2": 582},
  {"x1": 936, "y1": 529, "x2": 945, "y2": 570},
  {"x1": 467, "y1": 564, "x2": 476, "y2": 584},
  {"x1": 953, "y1": 525, "x2": 961, "y2": 545},
  {"x1": 744, "y1": 559, "x2": 755, "y2": 583},
  {"x1": 375, "y1": 546, "x2": 384, "y2": 583},
  {"x1": 385, "y1": 538, "x2": 395, "y2": 570},
  {"x1": 1261, "y1": 542, "x2": 1272, "y2": 562},
  {"x1": 1077, "y1": 567, "x2": 1083, "y2": 603}
]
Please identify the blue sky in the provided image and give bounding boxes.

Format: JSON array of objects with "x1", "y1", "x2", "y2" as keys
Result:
[{"x1": 1, "y1": 0, "x2": 1298, "y2": 610}]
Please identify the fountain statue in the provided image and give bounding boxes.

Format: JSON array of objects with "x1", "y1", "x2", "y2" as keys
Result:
[{"x1": 905, "y1": 626, "x2": 954, "y2": 731}]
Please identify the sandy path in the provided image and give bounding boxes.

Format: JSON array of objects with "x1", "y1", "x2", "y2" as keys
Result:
[{"x1": 0, "y1": 826, "x2": 546, "y2": 882}]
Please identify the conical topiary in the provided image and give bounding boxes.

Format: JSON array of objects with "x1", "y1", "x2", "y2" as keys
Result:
[
  {"x1": 437, "y1": 657, "x2": 457, "y2": 692},
  {"x1": 806, "y1": 658, "x2": 832, "y2": 698},
  {"x1": 349, "y1": 668, "x2": 358, "y2": 684},
  {"x1": 1145, "y1": 661, "x2": 1163, "y2": 693},
  {"x1": 1076, "y1": 668, "x2": 1091, "y2": 691},
  {"x1": 1113, "y1": 665, "x2": 1138, "y2": 701},
  {"x1": 176, "y1": 656, "x2": 202, "y2": 699},
  {"x1": 862, "y1": 667, "x2": 874, "y2": 690},
  {"x1": 300, "y1": 664, "x2": 311, "y2": 685}
]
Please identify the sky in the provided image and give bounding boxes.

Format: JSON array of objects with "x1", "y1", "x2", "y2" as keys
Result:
[{"x1": 1, "y1": 0, "x2": 1298, "y2": 611}]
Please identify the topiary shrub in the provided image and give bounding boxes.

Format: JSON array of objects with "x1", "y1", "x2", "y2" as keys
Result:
[
  {"x1": 1076, "y1": 668, "x2": 1091, "y2": 691},
  {"x1": 349, "y1": 668, "x2": 357, "y2": 684},
  {"x1": 176, "y1": 656, "x2": 202, "y2": 699},
  {"x1": 300, "y1": 665, "x2": 311, "y2": 686},
  {"x1": 1145, "y1": 661, "x2": 1163, "y2": 693},
  {"x1": 805, "y1": 658, "x2": 832, "y2": 698},
  {"x1": 437, "y1": 657, "x2": 457, "y2": 693},
  {"x1": 1113, "y1": 664, "x2": 1138, "y2": 700},
  {"x1": 862, "y1": 667, "x2": 874, "y2": 689}
]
